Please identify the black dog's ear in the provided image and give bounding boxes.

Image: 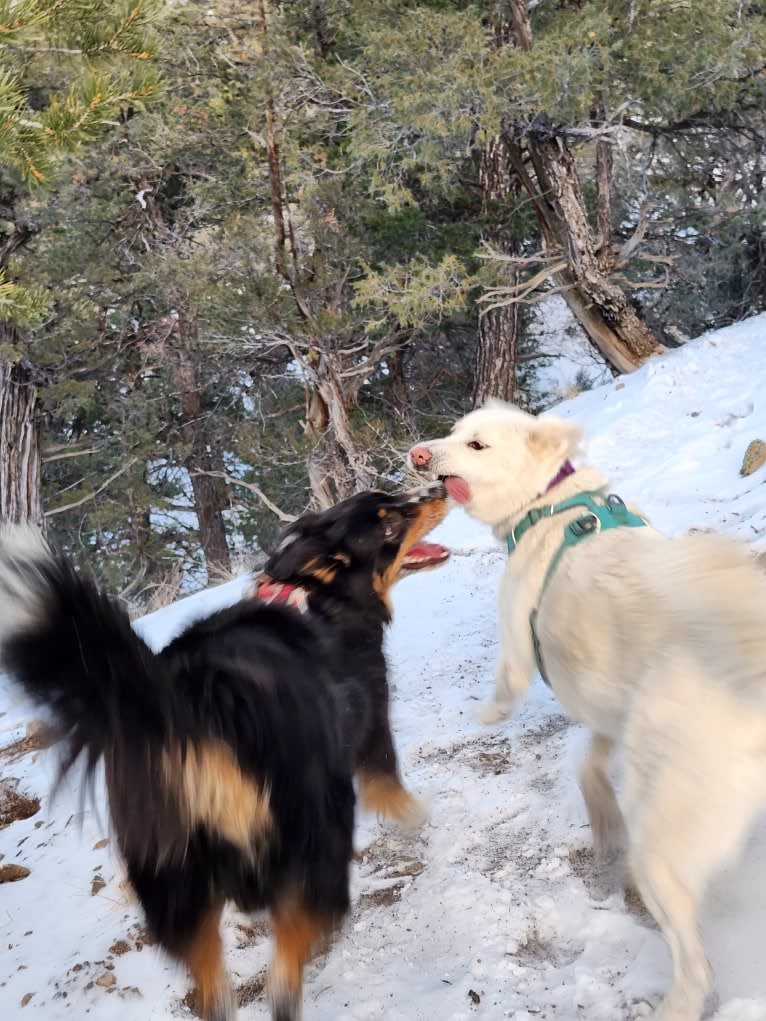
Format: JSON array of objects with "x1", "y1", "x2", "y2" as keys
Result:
[
  {"x1": 266, "y1": 525, "x2": 351, "y2": 583},
  {"x1": 323, "y1": 505, "x2": 405, "y2": 557}
]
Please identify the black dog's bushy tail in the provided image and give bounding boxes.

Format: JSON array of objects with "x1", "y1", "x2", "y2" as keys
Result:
[{"x1": 0, "y1": 524, "x2": 169, "y2": 780}]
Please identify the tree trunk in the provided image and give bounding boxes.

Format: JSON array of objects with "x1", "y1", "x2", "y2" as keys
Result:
[
  {"x1": 527, "y1": 133, "x2": 662, "y2": 371},
  {"x1": 171, "y1": 314, "x2": 231, "y2": 577},
  {"x1": 592, "y1": 100, "x2": 613, "y2": 254},
  {"x1": 0, "y1": 192, "x2": 44, "y2": 526},
  {"x1": 0, "y1": 358, "x2": 43, "y2": 525},
  {"x1": 506, "y1": 0, "x2": 663, "y2": 374},
  {"x1": 303, "y1": 350, "x2": 373, "y2": 506},
  {"x1": 474, "y1": 131, "x2": 520, "y2": 406},
  {"x1": 384, "y1": 347, "x2": 415, "y2": 434}
]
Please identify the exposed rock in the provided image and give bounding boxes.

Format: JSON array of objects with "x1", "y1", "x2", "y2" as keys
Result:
[
  {"x1": 0, "y1": 864, "x2": 31, "y2": 883},
  {"x1": 740, "y1": 439, "x2": 766, "y2": 476}
]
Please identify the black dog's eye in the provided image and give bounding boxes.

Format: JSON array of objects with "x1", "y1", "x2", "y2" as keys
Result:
[
  {"x1": 377, "y1": 508, "x2": 404, "y2": 541},
  {"x1": 467, "y1": 440, "x2": 487, "y2": 451}
]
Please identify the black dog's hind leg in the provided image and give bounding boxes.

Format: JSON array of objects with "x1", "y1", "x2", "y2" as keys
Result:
[
  {"x1": 179, "y1": 901, "x2": 236, "y2": 1021},
  {"x1": 268, "y1": 900, "x2": 336, "y2": 1021},
  {"x1": 129, "y1": 862, "x2": 235, "y2": 1021}
]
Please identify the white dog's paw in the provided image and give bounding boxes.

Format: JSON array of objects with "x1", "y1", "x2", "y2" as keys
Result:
[
  {"x1": 701, "y1": 990, "x2": 720, "y2": 1019},
  {"x1": 635, "y1": 988, "x2": 718, "y2": 1021},
  {"x1": 476, "y1": 699, "x2": 513, "y2": 725}
]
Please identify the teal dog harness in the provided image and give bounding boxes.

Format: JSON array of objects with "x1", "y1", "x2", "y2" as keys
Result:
[{"x1": 506, "y1": 491, "x2": 647, "y2": 686}]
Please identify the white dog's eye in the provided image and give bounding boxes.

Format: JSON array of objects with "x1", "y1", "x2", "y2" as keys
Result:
[{"x1": 467, "y1": 440, "x2": 487, "y2": 451}]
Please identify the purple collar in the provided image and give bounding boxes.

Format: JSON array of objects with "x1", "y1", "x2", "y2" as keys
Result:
[{"x1": 545, "y1": 460, "x2": 575, "y2": 492}]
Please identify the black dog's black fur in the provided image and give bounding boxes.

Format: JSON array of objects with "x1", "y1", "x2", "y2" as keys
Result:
[{"x1": 0, "y1": 485, "x2": 447, "y2": 1021}]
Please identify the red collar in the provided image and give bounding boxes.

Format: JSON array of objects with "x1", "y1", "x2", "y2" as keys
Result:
[{"x1": 252, "y1": 575, "x2": 309, "y2": 613}]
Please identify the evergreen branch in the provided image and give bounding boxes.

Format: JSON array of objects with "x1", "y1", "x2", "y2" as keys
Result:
[
  {"x1": 0, "y1": 0, "x2": 72, "y2": 37},
  {"x1": 0, "y1": 220, "x2": 39, "y2": 270},
  {"x1": 44, "y1": 458, "x2": 138, "y2": 517},
  {"x1": 0, "y1": 271, "x2": 50, "y2": 324}
]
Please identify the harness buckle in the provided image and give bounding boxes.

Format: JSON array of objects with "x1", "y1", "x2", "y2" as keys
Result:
[{"x1": 568, "y1": 512, "x2": 600, "y2": 538}]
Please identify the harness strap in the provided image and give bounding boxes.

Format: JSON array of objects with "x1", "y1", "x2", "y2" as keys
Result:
[{"x1": 506, "y1": 491, "x2": 647, "y2": 686}]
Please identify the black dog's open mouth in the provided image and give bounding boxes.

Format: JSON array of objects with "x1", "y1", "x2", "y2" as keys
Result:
[{"x1": 400, "y1": 541, "x2": 450, "y2": 572}]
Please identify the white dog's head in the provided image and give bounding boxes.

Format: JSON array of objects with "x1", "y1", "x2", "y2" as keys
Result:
[{"x1": 408, "y1": 399, "x2": 582, "y2": 527}]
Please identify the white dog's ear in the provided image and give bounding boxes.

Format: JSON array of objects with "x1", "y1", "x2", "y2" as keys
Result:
[
  {"x1": 526, "y1": 416, "x2": 582, "y2": 462},
  {"x1": 482, "y1": 397, "x2": 513, "y2": 412}
]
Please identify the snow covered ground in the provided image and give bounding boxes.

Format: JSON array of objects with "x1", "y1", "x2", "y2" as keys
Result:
[{"x1": 2, "y1": 314, "x2": 766, "y2": 1020}]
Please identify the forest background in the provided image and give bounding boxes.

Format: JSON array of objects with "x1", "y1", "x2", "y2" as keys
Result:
[{"x1": 2, "y1": 0, "x2": 764, "y2": 602}]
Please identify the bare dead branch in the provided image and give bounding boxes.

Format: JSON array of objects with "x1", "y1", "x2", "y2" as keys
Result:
[
  {"x1": 190, "y1": 470, "x2": 296, "y2": 522},
  {"x1": 476, "y1": 242, "x2": 564, "y2": 267},
  {"x1": 612, "y1": 263, "x2": 672, "y2": 290},
  {"x1": 615, "y1": 205, "x2": 655, "y2": 265},
  {"x1": 42, "y1": 445, "x2": 101, "y2": 463},
  {"x1": 479, "y1": 281, "x2": 575, "y2": 312},
  {"x1": 477, "y1": 259, "x2": 568, "y2": 312}
]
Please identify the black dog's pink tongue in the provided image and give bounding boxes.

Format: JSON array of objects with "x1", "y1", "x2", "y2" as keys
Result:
[
  {"x1": 444, "y1": 476, "x2": 471, "y2": 504},
  {"x1": 406, "y1": 542, "x2": 448, "y2": 563}
]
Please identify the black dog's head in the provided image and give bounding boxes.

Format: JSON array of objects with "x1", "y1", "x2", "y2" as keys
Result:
[{"x1": 259, "y1": 483, "x2": 450, "y2": 616}]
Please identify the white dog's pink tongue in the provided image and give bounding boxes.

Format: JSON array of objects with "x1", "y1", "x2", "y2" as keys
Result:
[{"x1": 444, "y1": 476, "x2": 471, "y2": 504}]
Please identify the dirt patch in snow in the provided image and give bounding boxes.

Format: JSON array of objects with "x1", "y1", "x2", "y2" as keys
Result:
[
  {"x1": 181, "y1": 973, "x2": 266, "y2": 1017},
  {"x1": 417, "y1": 714, "x2": 572, "y2": 776},
  {"x1": 234, "y1": 918, "x2": 271, "y2": 949},
  {"x1": 568, "y1": 845, "x2": 658, "y2": 929},
  {"x1": 0, "y1": 723, "x2": 56, "y2": 765},
  {"x1": 0, "y1": 779, "x2": 40, "y2": 829}
]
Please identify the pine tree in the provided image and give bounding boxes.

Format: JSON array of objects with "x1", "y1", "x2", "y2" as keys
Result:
[
  {"x1": 6, "y1": 0, "x2": 764, "y2": 594},
  {"x1": 325, "y1": 0, "x2": 766, "y2": 373},
  {"x1": 0, "y1": 0, "x2": 161, "y2": 523}
]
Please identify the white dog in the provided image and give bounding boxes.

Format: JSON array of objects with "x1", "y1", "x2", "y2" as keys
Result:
[{"x1": 409, "y1": 399, "x2": 766, "y2": 1021}]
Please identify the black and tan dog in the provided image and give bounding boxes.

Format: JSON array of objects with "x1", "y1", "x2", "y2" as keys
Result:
[
  {"x1": 251, "y1": 488, "x2": 450, "y2": 830},
  {"x1": 0, "y1": 484, "x2": 448, "y2": 1021}
]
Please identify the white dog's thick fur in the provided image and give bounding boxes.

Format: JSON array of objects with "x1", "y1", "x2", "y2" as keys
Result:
[{"x1": 410, "y1": 400, "x2": 766, "y2": 1021}]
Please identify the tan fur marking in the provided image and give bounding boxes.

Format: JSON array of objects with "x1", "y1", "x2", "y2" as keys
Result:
[
  {"x1": 164, "y1": 740, "x2": 271, "y2": 852},
  {"x1": 376, "y1": 499, "x2": 449, "y2": 597},
  {"x1": 270, "y1": 904, "x2": 333, "y2": 992},
  {"x1": 305, "y1": 557, "x2": 337, "y2": 584},
  {"x1": 180, "y1": 903, "x2": 230, "y2": 1020},
  {"x1": 357, "y1": 771, "x2": 425, "y2": 826},
  {"x1": 372, "y1": 573, "x2": 393, "y2": 614}
]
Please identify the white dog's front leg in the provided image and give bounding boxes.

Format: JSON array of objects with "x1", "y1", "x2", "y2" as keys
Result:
[{"x1": 477, "y1": 655, "x2": 531, "y2": 725}]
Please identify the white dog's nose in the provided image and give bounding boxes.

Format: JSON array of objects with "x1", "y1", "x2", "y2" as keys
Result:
[{"x1": 410, "y1": 445, "x2": 432, "y2": 469}]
